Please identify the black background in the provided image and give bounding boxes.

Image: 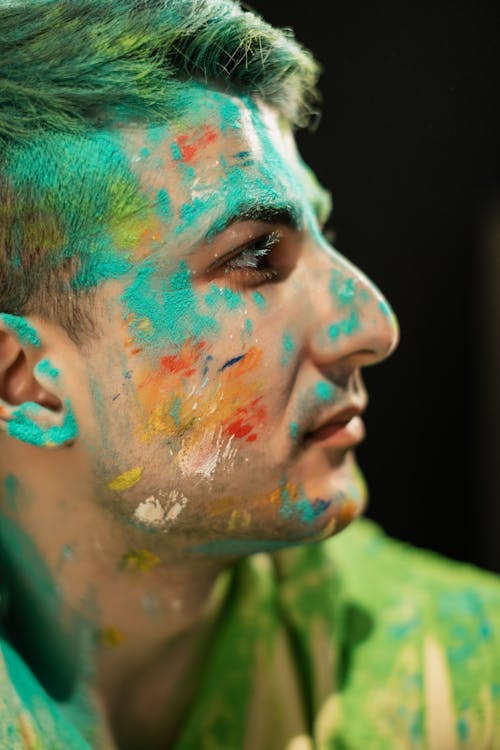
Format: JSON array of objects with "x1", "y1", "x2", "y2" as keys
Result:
[{"x1": 248, "y1": 0, "x2": 500, "y2": 573}]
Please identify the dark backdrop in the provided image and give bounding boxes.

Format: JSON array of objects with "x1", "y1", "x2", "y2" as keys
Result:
[{"x1": 248, "y1": 0, "x2": 500, "y2": 573}]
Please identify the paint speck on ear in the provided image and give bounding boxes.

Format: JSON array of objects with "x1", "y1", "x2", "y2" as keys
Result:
[
  {"x1": 120, "y1": 548, "x2": 161, "y2": 572},
  {"x1": 35, "y1": 358, "x2": 60, "y2": 382},
  {"x1": 107, "y1": 466, "x2": 144, "y2": 491}
]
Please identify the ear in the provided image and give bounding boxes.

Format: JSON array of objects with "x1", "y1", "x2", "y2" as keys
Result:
[{"x1": 0, "y1": 314, "x2": 78, "y2": 448}]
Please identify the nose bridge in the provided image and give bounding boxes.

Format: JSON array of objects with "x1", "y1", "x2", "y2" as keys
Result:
[{"x1": 305, "y1": 242, "x2": 400, "y2": 368}]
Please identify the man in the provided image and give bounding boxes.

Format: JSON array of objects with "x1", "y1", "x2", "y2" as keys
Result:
[{"x1": 0, "y1": 1, "x2": 498, "y2": 748}]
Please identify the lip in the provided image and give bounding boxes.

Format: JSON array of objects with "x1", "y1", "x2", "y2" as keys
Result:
[{"x1": 303, "y1": 404, "x2": 367, "y2": 449}]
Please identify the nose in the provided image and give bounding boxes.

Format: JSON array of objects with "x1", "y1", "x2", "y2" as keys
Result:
[{"x1": 305, "y1": 243, "x2": 400, "y2": 371}]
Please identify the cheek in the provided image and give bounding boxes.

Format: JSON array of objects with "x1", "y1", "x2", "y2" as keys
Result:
[{"x1": 127, "y1": 335, "x2": 270, "y2": 452}]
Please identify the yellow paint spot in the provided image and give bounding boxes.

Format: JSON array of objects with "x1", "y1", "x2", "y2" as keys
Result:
[
  {"x1": 99, "y1": 627, "x2": 125, "y2": 647},
  {"x1": 107, "y1": 466, "x2": 144, "y2": 491},
  {"x1": 228, "y1": 510, "x2": 251, "y2": 531},
  {"x1": 121, "y1": 548, "x2": 161, "y2": 572}
]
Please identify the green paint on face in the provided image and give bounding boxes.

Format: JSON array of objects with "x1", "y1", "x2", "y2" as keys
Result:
[
  {"x1": 36, "y1": 358, "x2": 60, "y2": 381},
  {"x1": 7, "y1": 398, "x2": 78, "y2": 447},
  {"x1": 245, "y1": 318, "x2": 253, "y2": 336},
  {"x1": 289, "y1": 421, "x2": 299, "y2": 441},
  {"x1": 328, "y1": 311, "x2": 361, "y2": 342},
  {"x1": 330, "y1": 270, "x2": 357, "y2": 306},
  {"x1": 0, "y1": 314, "x2": 40, "y2": 347},
  {"x1": 315, "y1": 382, "x2": 335, "y2": 401}
]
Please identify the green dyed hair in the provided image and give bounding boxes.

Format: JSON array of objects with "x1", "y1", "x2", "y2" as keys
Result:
[{"x1": 0, "y1": 0, "x2": 322, "y2": 346}]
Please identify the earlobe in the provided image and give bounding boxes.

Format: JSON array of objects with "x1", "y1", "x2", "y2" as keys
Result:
[{"x1": 0, "y1": 316, "x2": 79, "y2": 449}]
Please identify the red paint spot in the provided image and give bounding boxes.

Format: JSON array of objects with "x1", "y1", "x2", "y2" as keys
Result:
[
  {"x1": 223, "y1": 397, "x2": 266, "y2": 441},
  {"x1": 160, "y1": 340, "x2": 205, "y2": 376},
  {"x1": 175, "y1": 125, "x2": 218, "y2": 163},
  {"x1": 130, "y1": 348, "x2": 143, "y2": 356}
]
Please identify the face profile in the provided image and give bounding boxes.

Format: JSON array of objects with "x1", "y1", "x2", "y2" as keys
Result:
[{"x1": 0, "y1": 3, "x2": 498, "y2": 750}]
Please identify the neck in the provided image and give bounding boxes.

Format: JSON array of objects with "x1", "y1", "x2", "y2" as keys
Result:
[{"x1": 0, "y1": 450, "x2": 231, "y2": 749}]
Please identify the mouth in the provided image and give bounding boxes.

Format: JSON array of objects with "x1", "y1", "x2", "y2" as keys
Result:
[{"x1": 303, "y1": 404, "x2": 367, "y2": 449}]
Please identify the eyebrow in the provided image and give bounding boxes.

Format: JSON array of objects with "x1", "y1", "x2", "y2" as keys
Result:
[{"x1": 202, "y1": 202, "x2": 303, "y2": 243}]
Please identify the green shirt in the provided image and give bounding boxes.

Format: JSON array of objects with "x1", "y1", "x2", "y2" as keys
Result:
[{"x1": 1, "y1": 518, "x2": 499, "y2": 749}]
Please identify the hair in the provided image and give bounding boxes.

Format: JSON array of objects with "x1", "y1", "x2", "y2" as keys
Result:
[{"x1": 0, "y1": 0, "x2": 322, "y2": 347}]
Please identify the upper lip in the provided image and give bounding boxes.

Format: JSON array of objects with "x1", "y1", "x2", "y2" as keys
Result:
[{"x1": 304, "y1": 398, "x2": 368, "y2": 437}]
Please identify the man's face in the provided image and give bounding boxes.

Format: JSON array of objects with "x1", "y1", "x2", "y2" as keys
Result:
[{"x1": 76, "y1": 84, "x2": 399, "y2": 555}]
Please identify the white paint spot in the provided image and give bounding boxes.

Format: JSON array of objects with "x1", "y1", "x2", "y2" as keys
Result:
[{"x1": 133, "y1": 495, "x2": 166, "y2": 526}]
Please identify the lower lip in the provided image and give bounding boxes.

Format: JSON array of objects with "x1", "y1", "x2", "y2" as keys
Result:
[{"x1": 305, "y1": 416, "x2": 365, "y2": 448}]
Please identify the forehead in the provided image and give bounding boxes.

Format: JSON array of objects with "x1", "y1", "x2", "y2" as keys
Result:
[{"x1": 115, "y1": 84, "x2": 326, "y2": 246}]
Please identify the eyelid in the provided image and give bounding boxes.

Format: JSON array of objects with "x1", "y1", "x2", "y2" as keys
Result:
[{"x1": 206, "y1": 227, "x2": 281, "y2": 273}]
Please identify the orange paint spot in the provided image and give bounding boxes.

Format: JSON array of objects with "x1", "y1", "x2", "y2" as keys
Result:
[
  {"x1": 339, "y1": 500, "x2": 358, "y2": 523},
  {"x1": 175, "y1": 124, "x2": 218, "y2": 163}
]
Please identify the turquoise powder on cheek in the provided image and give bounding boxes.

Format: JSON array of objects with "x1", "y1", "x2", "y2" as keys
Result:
[
  {"x1": 289, "y1": 421, "x2": 299, "y2": 441},
  {"x1": 252, "y1": 291, "x2": 266, "y2": 309},
  {"x1": 0, "y1": 314, "x2": 40, "y2": 347},
  {"x1": 121, "y1": 260, "x2": 219, "y2": 346},
  {"x1": 205, "y1": 284, "x2": 243, "y2": 311},
  {"x1": 281, "y1": 331, "x2": 295, "y2": 365}
]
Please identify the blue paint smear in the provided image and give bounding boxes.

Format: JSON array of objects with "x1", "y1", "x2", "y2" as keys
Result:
[
  {"x1": 220, "y1": 354, "x2": 245, "y2": 372},
  {"x1": 0, "y1": 314, "x2": 40, "y2": 347}
]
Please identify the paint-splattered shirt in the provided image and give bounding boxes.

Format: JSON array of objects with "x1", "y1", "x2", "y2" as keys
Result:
[{"x1": 0, "y1": 518, "x2": 499, "y2": 749}]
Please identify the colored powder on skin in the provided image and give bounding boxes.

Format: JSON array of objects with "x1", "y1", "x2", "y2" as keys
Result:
[
  {"x1": 328, "y1": 310, "x2": 361, "y2": 342},
  {"x1": 281, "y1": 330, "x2": 295, "y2": 365},
  {"x1": 70, "y1": 250, "x2": 132, "y2": 291},
  {"x1": 330, "y1": 271, "x2": 356, "y2": 306},
  {"x1": 36, "y1": 358, "x2": 60, "y2": 381},
  {"x1": 140, "y1": 147, "x2": 150, "y2": 158},
  {"x1": 171, "y1": 142, "x2": 182, "y2": 161},
  {"x1": 108, "y1": 466, "x2": 144, "y2": 492},
  {"x1": 315, "y1": 382, "x2": 335, "y2": 401},
  {"x1": 245, "y1": 318, "x2": 253, "y2": 336},
  {"x1": 3, "y1": 474, "x2": 18, "y2": 511},
  {"x1": 289, "y1": 421, "x2": 299, "y2": 441},
  {"x1": 252, "y1": 291, "x2": 266, "y2": 309},
  {"x1": 187, "y1": 538, "x2": 301, "y2": 555},
  {"x1": 120, "y1": 548, "x2": 161, "y2": 572},
  {"x1": 99, "y1": 627, "x2": 125, "y2": 647},
  {"x1": 170, "y1": 397, "x2": 182, "y2": 428},
  {"x1": 205, "y1": 284, "x2": 243, "y2": 311},
  {"x1": 0, "y1": 314, "x2": 40, "y2": 347},
  {"x1": 220, "y1": 354, "x2": 245, "y2": 372},
  {"x1": 155, "y1": 188, "x2": 172, "y2": 222},
  {"x1": 121, "y1": 260, "x2": 218, "y2": 346},
  {"x1": 7, "y1": 399, "x2": 78, "y2": 447}
]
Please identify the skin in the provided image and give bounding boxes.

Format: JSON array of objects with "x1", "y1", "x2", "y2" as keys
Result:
[{"x1": 0, "y1": 84, "x2": 398, "y2": 749}]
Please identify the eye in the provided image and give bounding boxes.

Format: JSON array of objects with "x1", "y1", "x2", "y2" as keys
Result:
[{"x1": 212, "y1": 231, "x2": 282, "y2": 285}]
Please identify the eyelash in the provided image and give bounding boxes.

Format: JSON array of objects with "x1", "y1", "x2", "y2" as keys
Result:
[{"x1": 220, "y1": 231, "x2": 282, "y2": 283}]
